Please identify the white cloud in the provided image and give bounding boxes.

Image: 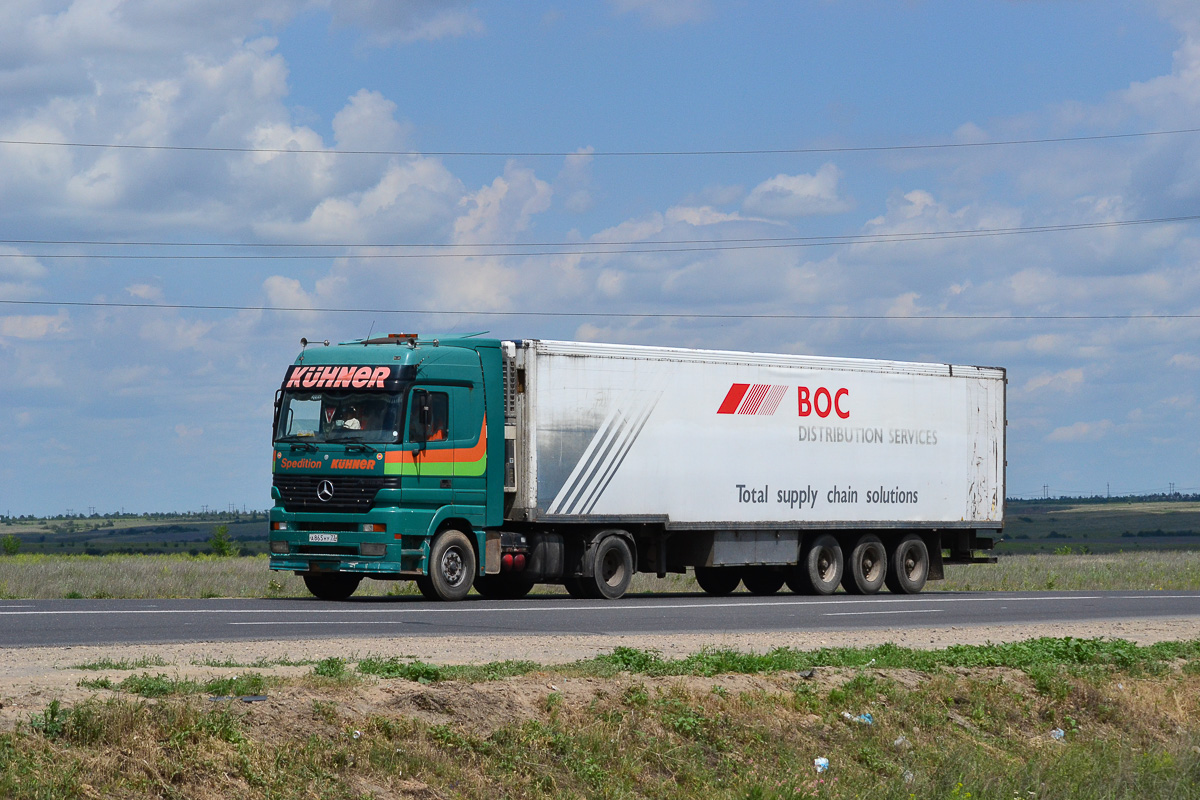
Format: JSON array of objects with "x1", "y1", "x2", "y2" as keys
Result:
[
  {"x1": 1023, "y1": 368, "x2": 1085, "y2": 394},
  {"x1": 743, "y1": 164, "x2": 851, "y2": 217},
  {"x1": 665, "y1": 205, "x2": 746, "y2": 227},
  {"x1": 263, "y1": 276, "x2": 317, "y2": 309},
  {"x1": 0, "y1": 311, "x2": 69, "y2": 339},
  {"x1": 557, "y1": 147, "x2": 595, "y2": 214},
  {"x1": 454, "y1": 162, "x2": 552, "y2": 244},
  {"x1": 0, "y1": 249, "x2": 47, "y2": 300},
  {"x1": 1170, "y1": 352, "x2": 1200, "y2": 369},
  {"x1": 175, "y1": 423, "x2": 204, "y2": 439},
  {"x1": 1046, "y1": 420, "x2": 1114, "y2": 443},
  {"x1": 126, "y1": 284, "x2": 164, "y2": 302},
  {"x1": 323, "y1": 1, "x2": 484, "y2": 45},
  {"x1": 139, "y1": 317, "x2": 216, "y2": 351},
  {"x1": 610, "y1": 0, "x2": 713, "y2": 27}
]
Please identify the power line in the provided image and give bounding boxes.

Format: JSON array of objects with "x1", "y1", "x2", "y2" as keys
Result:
[
  {"x1": 1, "y1": 298, "x2": 1196, "y2": 321},
  {"x1": 2, "y1": 215, "x2": 1197, "y2": 260},
  {"x1": 1, "y1": 127, "x2": 1198, "y2": 159}
]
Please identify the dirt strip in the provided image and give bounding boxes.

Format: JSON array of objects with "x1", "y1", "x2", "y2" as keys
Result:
[{"x1": 1, "y1": 616, "x2": 1198, "y2": 730}]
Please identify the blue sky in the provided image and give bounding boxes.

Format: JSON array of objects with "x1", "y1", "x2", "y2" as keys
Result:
[{"x1": 1, "y1": 0, "x2": 1198, "y2": 515}]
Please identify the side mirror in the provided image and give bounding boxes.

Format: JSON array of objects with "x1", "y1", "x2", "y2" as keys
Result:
[{"x1": 272, "y1": 389, "x2": 282, "y2": 436}]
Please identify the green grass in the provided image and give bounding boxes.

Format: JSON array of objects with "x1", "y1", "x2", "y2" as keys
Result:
[
  {"x1": 78, "y1": 671, "x2": 272, "y2": 698},
  {"x1": 1, "y1": 550, "x2": 1199, "y2": 600},
  {"x1": 1000, "y1": 500, "x2": 1200, "y2": 553},
  {"x1": 5, "y1": 640, "x2": 1199, "y2": 799},
  {"x1": 70, "y1": 655, "x2": 169, "y2": 671}
]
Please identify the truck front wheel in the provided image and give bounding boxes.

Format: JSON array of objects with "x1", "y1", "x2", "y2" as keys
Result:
[
  {"x1": 303, "y1": 573, "x2": 362, "y2": 601},
  {"x1": 842, "y1": 534, "x2": 887, "y2": 595},
  {"x1": 424, "y1": 529, "x2": 477, "y2": 601}
]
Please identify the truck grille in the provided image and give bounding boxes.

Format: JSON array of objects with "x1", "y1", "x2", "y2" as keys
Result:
[{"x1": 273, "y1": 475, "x2": 400, "y2": 514}]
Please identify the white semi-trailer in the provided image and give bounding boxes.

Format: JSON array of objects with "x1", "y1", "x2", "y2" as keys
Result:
[{"x1": 270, "y1": 335, "x2": 1005, "y2": 600}]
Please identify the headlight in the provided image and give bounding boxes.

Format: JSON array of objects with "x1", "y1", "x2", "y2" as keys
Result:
[
  {"x1": 360, "y1": 543, "x2": 387, "y2": 557},
  {"x1": 269, "y1": 541, "x2": 289, "y2": 554}
]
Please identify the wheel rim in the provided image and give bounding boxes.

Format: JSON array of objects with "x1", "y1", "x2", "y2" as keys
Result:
[
  {"x1": 859, "y1": 545, "x2": 883, "y2": 582},
  {"x1": 600, "y1": 548, "x2": 626, "y2": 587},
  {"x1": 816, "y1": 547, "x2": 836, "y2": 582},
  {"x1": 903, "y1": 544, "x2": 926, "y2": 581},
  {"x1": 441, "y1": 547, "x2": 466, "y2": 587}
]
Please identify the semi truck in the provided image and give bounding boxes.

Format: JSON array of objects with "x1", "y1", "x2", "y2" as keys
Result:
[{"x1": 269, "y1": 334, "x2": 1005, "y2": 601}]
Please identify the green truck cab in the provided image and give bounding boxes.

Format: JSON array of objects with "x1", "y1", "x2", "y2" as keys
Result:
[{"x1": 269, "y1": 333, "x2": 506, "y2": 600}]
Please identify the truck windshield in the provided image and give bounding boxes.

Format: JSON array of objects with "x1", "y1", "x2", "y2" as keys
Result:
[{"x1": 275, "y1": 390, "x2": 405, "y2": 445}]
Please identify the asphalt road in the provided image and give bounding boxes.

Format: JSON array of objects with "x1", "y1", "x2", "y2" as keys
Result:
[{"x1": 1, "y1": 591, "x2": 1198, "y2": 648}]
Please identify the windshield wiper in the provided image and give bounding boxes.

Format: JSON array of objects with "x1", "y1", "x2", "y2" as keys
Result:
[
  {"x1": 279, "y1": 440, "x2": 318, "y2": 452},
  {"x1": 341, "y1": 438, "x2": 378, "y2": 454}
]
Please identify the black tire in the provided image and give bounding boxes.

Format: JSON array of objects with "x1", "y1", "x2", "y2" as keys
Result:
[
  {"x1": 741, "y1": 567, "x2": 785, "y2": 596},
  {"x1": 473, "y1": 574, "x2": 536, "y2": 599},
  {"x1": 426, "y1": 529, "x2": 477, "y2": 601},
  {"x1": 786, "y1": 534, "x2": 843, "y2": 595},
  {"x1": 588, "y1": 535, "x2": 634, "y2": 599},
  {"x1": 414, "y1": 576, "x2": 439, "y2": 600},
  {"x1": 694, "y1": 566, "x2": 742, "y2": 596},
  {"x1": 842, "y1": 534, "x2": 887, "y2": 595},
  {"x1": 885, "y1": 534, "x2": 929, "y2": 594},
  {"x1": 303, "y1": 573, "x2": 361, "y2": 601},
  {"x1": 562, "y1": 577, "x2": 593, "y2": 599}
]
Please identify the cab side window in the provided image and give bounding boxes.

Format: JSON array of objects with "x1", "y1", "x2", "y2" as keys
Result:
[{"x1": 409, "y1": 390, "x2": 450, "y2": 443}]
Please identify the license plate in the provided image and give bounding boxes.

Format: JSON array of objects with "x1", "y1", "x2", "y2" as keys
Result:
[{"x1": 308, "y1": 533, "x2": 338, "y2": 543}]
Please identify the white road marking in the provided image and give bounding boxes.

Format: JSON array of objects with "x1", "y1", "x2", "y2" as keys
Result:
[
  {"x1": 823, "y1": 609, "x2": 940, "y2": 617},
  {"x1": 0, "y1": 594, "x2": 1194, "y2": 618}
]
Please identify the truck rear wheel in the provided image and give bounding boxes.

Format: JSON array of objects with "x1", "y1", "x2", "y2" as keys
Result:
[
  {"x1": 566, "y1": 535, "x2": 633, "y2": 600},
  {"x1": 474, "y1": 574, "x2": 536, "y2": 599},
  {"x1": 303, "y1": 573, "x2": 361, "y2": 601},
  {"x1": 589, "y1": 535, "x2": 634, "y2": 599},
  {"x1": 842, "y1": 534, "x2": 887, "y2": 595},
  {"x1": 787, "y1": 534, "x2": 843, "y2": 595},
  {"x1": 741, "y1": 567, "x2": 785, "y2": 595},
  {"x1": 694, "y1": 566, "x2": 742, "y2": 596},
  {"x1": 426, "y1": 529, "x2": 477, "y2": 601},
  {"x1": 884, "y1": 534, "x2": 929, "y2": 594}
]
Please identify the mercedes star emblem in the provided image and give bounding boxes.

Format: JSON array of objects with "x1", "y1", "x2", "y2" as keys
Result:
[{"x1": 317, "y1": 480, "x2": 335, "y2": 502}]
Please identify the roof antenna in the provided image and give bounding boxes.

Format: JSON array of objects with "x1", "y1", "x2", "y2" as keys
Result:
[{"x1": 363, "y1": 320, "x2": 375, "y2": 345}]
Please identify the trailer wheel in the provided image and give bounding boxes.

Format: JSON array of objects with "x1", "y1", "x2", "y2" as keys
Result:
[
  {"x1": 474, "y1": 574, "x2": 536, "y2": 600},
  {"x1": 842, "y1": 534, "x2": 887, "y2": 595},
  {"x1": 787, "y1": 534, "x2": 843, "y2": 595},
  {"x1": 694, "y1": 566, "x2": 742, "y2": 596},
  {"x1": 302, "y1": 573, "x2": 361, "y2": 601},
  {"x1": 426, "y1": 529, "x2": 477, "y2": 601},
  {"x1": 741, "y1": 567, "x2": 785, "y2": 595},
  {"x1": 884, "y1": 534, "x2": 929, "y2": 594},
  {"x1": 588, "y1": 535, "x2": 634, "y2": 599}
]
